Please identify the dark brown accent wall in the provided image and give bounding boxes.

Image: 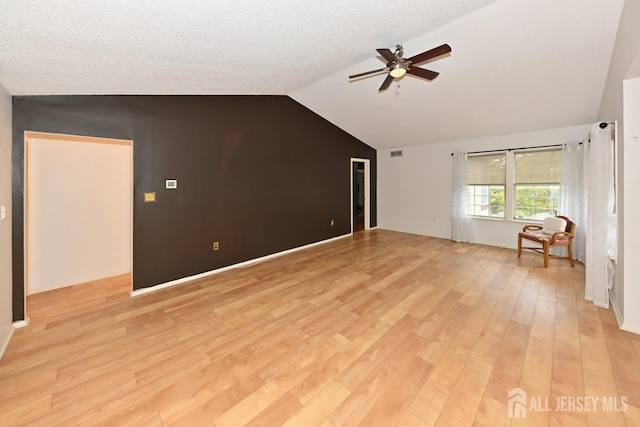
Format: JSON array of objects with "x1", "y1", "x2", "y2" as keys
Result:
[{"x1": 12, "y1": 95, "x2": 376, "y2": 321}]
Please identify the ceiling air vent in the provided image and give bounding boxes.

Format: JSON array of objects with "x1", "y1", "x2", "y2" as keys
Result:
[{"x1": 390, "y1": 150, "x2": 403, "y2": 158}]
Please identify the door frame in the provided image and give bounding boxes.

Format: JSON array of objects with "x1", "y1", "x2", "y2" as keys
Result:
[
  {"x1": 350, "y1": 158, "x2": 371, "y2": 233},
  {"x1": 23, "y1": 131, "x2": 133, "y2": 318}
]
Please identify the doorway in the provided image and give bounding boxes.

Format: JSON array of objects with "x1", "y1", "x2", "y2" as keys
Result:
[
  {"x1": 24, "y1": 132, "x2": 133, "y2": 307},
  {"x1": 350, "y1": 158, "x2": 371, "y2": 233}
]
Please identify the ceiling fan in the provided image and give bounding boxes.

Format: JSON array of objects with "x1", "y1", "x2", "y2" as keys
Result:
[{"x1": 349, "y1": 43, "x2": 452, "y2": 91}]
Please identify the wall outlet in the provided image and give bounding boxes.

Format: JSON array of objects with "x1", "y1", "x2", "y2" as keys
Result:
[
  {"x1": 213, "y1": 241, "x2": 220, "y2": 251},
  {"x1": 330, "y1": 219, "x2": 335, "y2": 226}
]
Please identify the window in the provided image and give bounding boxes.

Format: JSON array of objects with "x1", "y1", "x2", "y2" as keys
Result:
[
  {"x1": 465, "y1": 148, "x2": 562, "y2": 221},
  {"x1": 467, "y1": 153, "x2": 506, "y2": 218},
  {"x1": 514, "y1": 149, "x2": 561, "y2": 220}
]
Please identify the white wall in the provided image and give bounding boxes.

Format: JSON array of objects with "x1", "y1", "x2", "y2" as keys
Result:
[
  {"x1": 378, "y1": 124, "x2": 591, "y2": 248},
  {"x1": 622, "y1": 76, "x2": 640, "y2": 333},
  {"x1": 27, "y1": 137, "x2": 131, "y2": 294},
  {"x1": 0, "y1": 81, "x2": 13, "y2": 357},
  {"x1": 597, "y1": 0, "x2": 640, "y2": 332}
]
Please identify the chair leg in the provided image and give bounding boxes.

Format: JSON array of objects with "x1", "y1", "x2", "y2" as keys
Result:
[
  {"x1": 543, "y1": 241, "x2": 549, "y2": 268},
  {"x1": 568, "y1": 243, "x2": 574, "y2": 268},
  {"x1": 517, "y1": 235, "x2": 522, "y2": 258}
]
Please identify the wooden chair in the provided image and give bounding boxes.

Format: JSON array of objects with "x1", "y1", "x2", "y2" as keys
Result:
[{"x1": 517, "y1": 215, "x2": 575, "y2": 268}]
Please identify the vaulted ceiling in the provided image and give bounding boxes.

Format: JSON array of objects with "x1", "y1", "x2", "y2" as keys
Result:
[{"x1": 0, "y1": 0, "x2": 625, "y2": 149}]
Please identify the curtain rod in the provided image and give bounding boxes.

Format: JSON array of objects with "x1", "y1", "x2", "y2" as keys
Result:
[
  {"x1": 450, "y1": 143, "x2": 563, "y2": 156},
  {"x1": 450, "y1": 122, "x2": 614, "y2": 156}
]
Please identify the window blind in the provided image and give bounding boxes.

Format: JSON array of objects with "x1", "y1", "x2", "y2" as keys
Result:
[
  {"x1": 514, "y1": 149, "x2": 562, "y2": 184},
  {"x1": 467, "y1": 153, "x2": 506, "y2": 185}
]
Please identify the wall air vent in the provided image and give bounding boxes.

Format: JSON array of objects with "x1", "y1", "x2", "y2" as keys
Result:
[{"x1": 390, "y1": 150, "x2": 403, "y2": 158}]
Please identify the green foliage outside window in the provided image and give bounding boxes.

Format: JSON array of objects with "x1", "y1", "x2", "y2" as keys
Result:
[
  {"x1": 489, "y1": 187, "x2": 505, "y2": 215},
  {"x1": 514, "y1": 185, "x2": 559, "y2": 219}
]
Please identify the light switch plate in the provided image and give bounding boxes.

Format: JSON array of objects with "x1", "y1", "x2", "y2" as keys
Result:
[
  {"x1": 1, "y1": 205, "x2": 6, "y2": 220},
  {"x1": 166, "y1": 179, "x2": 177, "y2": 189}
]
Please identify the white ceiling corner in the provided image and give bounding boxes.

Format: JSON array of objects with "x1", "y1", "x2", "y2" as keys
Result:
[{"x1": 0, "y1": 0, "x2": 626, "y2": 149}]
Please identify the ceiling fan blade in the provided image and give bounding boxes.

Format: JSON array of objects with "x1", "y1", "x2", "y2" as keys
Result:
[
  {"x1": 407, "y1": 43, "x2": 452, "y2": 65},
  {"x1": 376, "y1": 48, "x2": 397, "y2": 64},
  {"x1": 378, "y1": 74, "x2": 394, "y2": 91},
  {"x1": 406, "y1": 66, "x2": 439, "y2": 81},
  {"x1": 349, "y1": 67, "x2": 389, "y2": 79}
]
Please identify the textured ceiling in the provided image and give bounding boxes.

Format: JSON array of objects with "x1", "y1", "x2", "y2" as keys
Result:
[
  {"x1": 0, "y1": 0, "x2": 626, "y2": 149},
  {"x1": 0, "y1": 0, "x2": 495, "y2": 95}
]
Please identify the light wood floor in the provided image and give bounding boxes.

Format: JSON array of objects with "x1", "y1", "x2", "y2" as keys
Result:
[{"x1": 2, "y1": 230, "x2": 640, "y2": 426}]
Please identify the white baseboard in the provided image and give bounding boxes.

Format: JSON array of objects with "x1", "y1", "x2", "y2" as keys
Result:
[
  {"x1": 609, "y1": 291, "x2": 624, "y2": 327},
  {"x1": 620, "y1": 323, "x2": 640, "y2": 336},
  {"x1": 606, "y1": 292, "x2": 640, "y2": 336},
  {"x1": 13, "y1": 319, "x2": 29, "y2": 328},
  {"x1": 0, "y1": 327, "x2": 14, "y2": 360},
  {"x1": 1, "y1": 319, "x2": 31, "y2": 359},
  {"x1": 131, "y1": 233, "x2": 352, "y2": 297}
]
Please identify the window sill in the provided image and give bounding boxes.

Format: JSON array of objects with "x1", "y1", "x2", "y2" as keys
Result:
[{"x1": 470, "y1": 216, "x2": 543, "y2": 225}]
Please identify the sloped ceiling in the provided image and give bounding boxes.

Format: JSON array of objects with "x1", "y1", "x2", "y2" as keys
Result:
[
  {"x1": 0, "y1": 0, "x2": 625, "y2": 149},
  {"x1": 292, "y1": 0, "x2": 625, "y2": 148}
]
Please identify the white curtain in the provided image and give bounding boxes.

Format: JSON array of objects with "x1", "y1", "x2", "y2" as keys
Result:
[
  {"x1": 451, "y1": 152, "x2": 473, "y2": 243},
  {"x1": 559, "y1": 140, "x2": 588, "y2": 262},
  {"x1": 584, "y1": 123, "x2": 616, "y2": 308}
]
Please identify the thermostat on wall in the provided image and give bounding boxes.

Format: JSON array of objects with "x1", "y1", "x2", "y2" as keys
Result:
[{"x1": 165, "y1": 179, "x2": 177, "y2": 189}]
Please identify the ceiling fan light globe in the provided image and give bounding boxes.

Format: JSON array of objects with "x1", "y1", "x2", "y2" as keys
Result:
[{"x1": 389, "y1": 67, "x2": 406, "y2": 78}]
